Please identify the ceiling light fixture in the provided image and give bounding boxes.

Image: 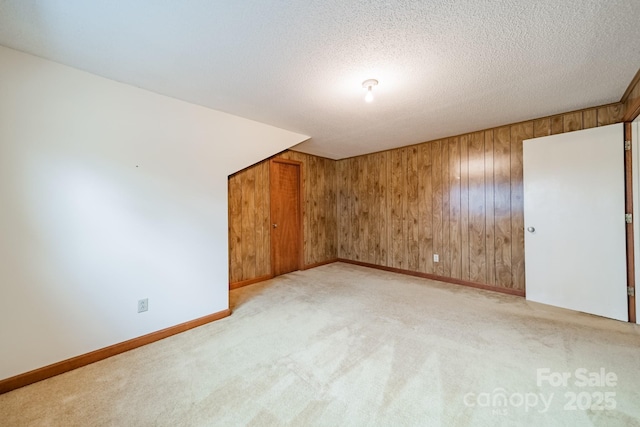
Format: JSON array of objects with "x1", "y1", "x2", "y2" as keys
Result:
[{"x1": 362, "y1": 79, "x2": 378, "y2": 103}]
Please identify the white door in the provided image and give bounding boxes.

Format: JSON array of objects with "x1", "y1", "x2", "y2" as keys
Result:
[
  {"x1": 633, "y1": 118, "x2": 640, "y2": 324},
  {"x1": 523, "y1": 123, "x2": 627, "y2": 321}
]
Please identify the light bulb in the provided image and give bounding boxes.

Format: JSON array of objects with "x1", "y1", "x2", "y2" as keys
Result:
[
  {"x1": 365, "y1": 87, "x2": 373, "y2": 102},
  {"x1": 361, "y1": 79, "x2": 378, "y2": 103}
]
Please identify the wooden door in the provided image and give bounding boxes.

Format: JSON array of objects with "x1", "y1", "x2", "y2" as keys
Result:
[{"x1": 270, "y1": 159, "x2": 302, "y2": 276}]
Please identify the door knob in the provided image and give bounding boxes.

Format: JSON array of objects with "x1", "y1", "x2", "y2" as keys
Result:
[
  {"x1": 272, "y1": 224, "x2": 278, "y2": 228},
  {"x1": 527, "y1": 227, "x2": 535, "y2": 233}
]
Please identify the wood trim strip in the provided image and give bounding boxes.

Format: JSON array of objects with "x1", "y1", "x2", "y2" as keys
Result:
[
  {"x1": 625, "y1": 122, "x2": 636, "y2": 323},
  {"x1": 337, "y1": 258, "x2": 526, "y2": 297},
  {"x1": 0, "y1": 309, "x2": 231, "y2": 395},
  {"x1": 229, "y1": 274, "x2": 274, "y2": 290},
  {"x1": 302, "y1": 258, "x2": 338, "y2": 270},
  {"x1": 623, "y1": 98, "x2": 640, "y2": 122},
  {"x1": 621, "y1": 68, "x2": 640, "y2": 104}
]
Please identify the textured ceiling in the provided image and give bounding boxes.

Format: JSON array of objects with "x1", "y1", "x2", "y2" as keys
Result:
[{"x1": 0, "y1": 1, "x2": 639, "y2": 159}]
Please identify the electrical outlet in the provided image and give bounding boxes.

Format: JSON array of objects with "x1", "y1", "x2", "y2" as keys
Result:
[
  {"x1": 138, "y1": 298, "x2": 148, "y2": 313},
  {"x1": 433, "y1": 254, "x2": 439, "y2": 263}
]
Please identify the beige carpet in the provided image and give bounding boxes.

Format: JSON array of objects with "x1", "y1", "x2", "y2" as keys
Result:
[{"x1": 1, "y1": 262, "x2": 640, "y2": 426}]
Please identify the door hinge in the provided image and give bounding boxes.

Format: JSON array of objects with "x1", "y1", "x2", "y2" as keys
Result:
[
  {"x1": 625, "y1": 213, "x2": 633, "y2": 224},
  {"x1": 625, "y1": 140, "x2": 631, "y2": 151},
  {"x1": 629, "y1": 287, "x2": 635, "y2": 297}
]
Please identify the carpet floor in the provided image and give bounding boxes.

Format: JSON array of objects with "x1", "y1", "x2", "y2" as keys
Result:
[{"x1": 1, "y1": 262, "x2": 639, "y2": 426}]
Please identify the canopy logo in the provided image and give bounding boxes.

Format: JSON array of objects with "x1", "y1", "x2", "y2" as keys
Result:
[{"x1": 463, "y1": 388, "x2": 553, "y2": 414}]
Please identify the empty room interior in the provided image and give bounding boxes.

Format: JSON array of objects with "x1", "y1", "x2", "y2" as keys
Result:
[{"x1": 2, "y1": 1, "x2": 640, "y2": 426}]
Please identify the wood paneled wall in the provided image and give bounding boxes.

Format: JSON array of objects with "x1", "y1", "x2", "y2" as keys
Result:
[
  {"x1": 229, "y1": 160, "x2": 270, "y2": 283},
  {"x1": 229, "y1": 101, "x2": 626, "y2": 290},
  {"x1": 228, "y1": 150, "x2": 337, "y2": 285},
  {"x1": 337, "y1": 103, "x2": 625, "y2": 291}
]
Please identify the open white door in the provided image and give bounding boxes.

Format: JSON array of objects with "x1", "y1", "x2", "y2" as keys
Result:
[
  {"x1": 523, "y1": 123, "x2": 627, "y2": 321},
  {"x1": 633, "y1": 118, "x2": 640, "y2": 324}
]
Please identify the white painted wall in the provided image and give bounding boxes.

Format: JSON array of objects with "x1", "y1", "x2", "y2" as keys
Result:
[{"x1": 0, "y1": 46, "x2": 309, "y2": 380}]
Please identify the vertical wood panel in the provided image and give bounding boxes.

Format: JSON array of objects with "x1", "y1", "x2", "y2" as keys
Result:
[
  {"x1": 380, "y1": 152, "x2": 389, "y2": 266},
  {"x1": 229, "y1": 175, "x2": 243, "y2": 283},
  {"x1": 468, "y1": 132, "x2": 486, "y2": 283},
  {"x1": 317, "y1": 156, "x2": 326, "y2": 264},
  {"x1": 340, "y1": 158, "x2": 350, "y2": 259},
  {"x1": 431, "y1": 141, "x2": 444, "y2": 276},
  {"x1": 303, "y1": 153, "x2": 312, "y2": 265},
  {"x1": 533, "y1": 118, "x2": 550, "y2": 138},
  {"x1": 358, "y1": 157, "x2": 369, "y2": 263},
  {"x1": 598, "y1": 104, "x2": 624, "y2": 126},
  {"x1": 241, "y1": 166, "x2": 256, "y2": 280},
  {"x1": 328, "y1": 160, "x2": 338, "y2": 259},
  {"x1": 583, "y1": 109, "x2": 597, "y2": 129},
  {"x1": 349, "y1": 158, "x2": 359, "y2": 260},
  {"x1": 367, "y1": 154, "x2": 378, "y2": 264},
  {"x1": 494, "y1": 126, "x2": 512, "y2": 287},
  {"x1": 385, "y1": 151, "x2": 393, "y2": 267},
  {"x1": 550, "y1": 115, "x2": 563, "y2": 135},
  {"x1": 252, "y1": 165, "x2": 263, "y2": 276},
  {"x1": 441, "y1": 139, "x2": 451, "y2": 277},
  {"x1": 317, "y1": 158, "x2": 328, "y2": 263},
  {"x1": 448, "y1": 137, "x2": 462, "y2": 279},
  {"x1": 418, "y1": 144, "x2": 433, "y2": 273},
  {"x1": 406, "y1": 147, "x2": 420, "y2": 271},
  {"x1": 309, "y1": 155, "x2": 318, "y2": 264},
  {"x1": 390, "y1": 149, "x2": 406, "y2": 268},
  {"x1": 484, "y1": 130, "x2": 496, "y2": 286},
  {"x1": 460, "y1": 136, "x2": 470, "y2": 281},
  {"x1": 611, "y1": 104, "x2": 625, "y2": 124},
  {"x1": 563, "y1": 111, "x2": 583, "y2": 132},
  {"x1": 254, "y1": 163, "x2": 266, "y2": 276},
  {"x1": 510, "y1": 122, "x2": 532, "y2": 290},
  {"x1": 339, "y1": 160, "x2": 349, "y2": 259}
]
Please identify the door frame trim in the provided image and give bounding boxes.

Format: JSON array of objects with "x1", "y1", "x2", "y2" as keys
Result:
[
  {"x1": 625, "y1": 96, "x2": 640, "y2": 323},
  {"x1": 629, "y1": 121, "x2": 638, "y2": 323},
  {"x1": 269, "y1": 158, "x2": 304, "y2": 276}
]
